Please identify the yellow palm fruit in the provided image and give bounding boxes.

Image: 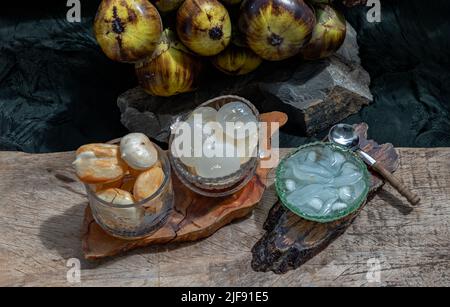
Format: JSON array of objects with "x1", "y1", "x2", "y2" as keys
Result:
[
  {"x1": 176, "y1": 0, "x2": 232, "y2": 56},
  {"x1": 94, "y1": 0, "x2": 163, "y2": 63},
  {"x1": 239, "y1": 0, "x2": 316, "y2": 61},
  {"x1": 211, "y1": 45, "x2": 262, "y2": 75},
  {"x1": 135, "y1": 29, "x2": 202, "y2": 97},
  {"x1": 153, "y1": 0, "x2": 184, "y2": 13},
  {"x1": 300, "y1": 4, "x2": 347, "y2": 60}
]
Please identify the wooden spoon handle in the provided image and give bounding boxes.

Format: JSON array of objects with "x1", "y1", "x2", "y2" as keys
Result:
[{"x1": 371, "y1": 162, "x2": 420, "y2": 206}]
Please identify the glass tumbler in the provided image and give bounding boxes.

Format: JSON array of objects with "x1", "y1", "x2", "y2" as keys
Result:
[{"x1": 85, "y1": 144, "x2": 174, "y2": 239}]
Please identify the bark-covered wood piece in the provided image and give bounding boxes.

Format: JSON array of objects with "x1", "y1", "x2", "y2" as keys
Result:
[
  {"x1": 82, "y1": 112, "x2": 288, "y2": 260},
  {"x1": 251, "y1": 123, "x2": 399, "y2": 274}
]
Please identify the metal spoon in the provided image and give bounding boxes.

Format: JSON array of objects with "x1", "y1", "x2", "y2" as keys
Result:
[{"x1": 328, "y1": 123, "x2": 420, "y2": 206}]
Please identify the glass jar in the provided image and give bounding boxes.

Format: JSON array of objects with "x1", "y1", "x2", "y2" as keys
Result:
[
  {"x1": 169, "y1": 95, "x2": 260, "y2": 197},
  {"x1": 86, "y1": 144, "x2": 174, "y2": 239}
]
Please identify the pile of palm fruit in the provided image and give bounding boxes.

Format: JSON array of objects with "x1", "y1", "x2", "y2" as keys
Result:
[{"x1": 94, "y1": 0, "x2": 347, "y2": 96}]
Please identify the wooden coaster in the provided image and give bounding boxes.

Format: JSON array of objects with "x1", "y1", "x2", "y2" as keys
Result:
[
  {"x1": 251, "y1": 123, "x2": 399, "y2": 274},
  {"x1": 82, "y1": 112, "x2": 288, "y2": 260}
]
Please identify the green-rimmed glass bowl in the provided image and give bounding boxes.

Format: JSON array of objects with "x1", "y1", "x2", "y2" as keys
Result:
[{"x1": 275, "y1": 142, "x2": 370, "y2": 223}]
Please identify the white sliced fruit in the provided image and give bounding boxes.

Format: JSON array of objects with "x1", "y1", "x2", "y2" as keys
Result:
[{"x1": 120, "y1": 133, "x2": 158, "y2": 171}]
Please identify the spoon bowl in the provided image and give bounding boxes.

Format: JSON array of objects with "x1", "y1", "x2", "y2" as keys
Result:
[{"x1": 328, "y1": 124, "x2": 359, "y2": 148}]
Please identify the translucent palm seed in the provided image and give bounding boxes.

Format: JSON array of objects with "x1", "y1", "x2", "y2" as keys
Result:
[
  {"x1": 217, "y1": 102, "x2": 257, "y2": 140},
  {"x1": 188, "y1": 107, "x2": 218, "y2": 124},
  {"x1": 186, "y1": 107, "x2": 219, "y2": 137},
  {"x1": 195, "y1": 135, "x2": 240, "y2": 178},
  {"x1": 233, "y1": 130, "x2": 258, "y2": 164},
  {"x1": 179, "y1": 146, "x2": 198, "y2": 168},
  {"x1": 177, "y1": 109, "x2": 223, "y2": 168}
]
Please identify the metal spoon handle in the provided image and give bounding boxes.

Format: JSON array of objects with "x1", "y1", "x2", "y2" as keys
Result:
[
  {"x1": 371, "y1": 161, "x2": 421, "y2": 206},
  {"x1": 355, "y1": 149, "x2": 420, "y2": 206}
]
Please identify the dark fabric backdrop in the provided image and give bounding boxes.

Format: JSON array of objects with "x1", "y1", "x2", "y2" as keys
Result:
[
  {"x1": 0, "y1": 2, "x2": 131, "y2": 152},
  {"x1": 342, "y1": 0, "x2": 450, "y2": 148},
  {"x1": 0, "y1": 0, "x2": 449, "y2": 152}
]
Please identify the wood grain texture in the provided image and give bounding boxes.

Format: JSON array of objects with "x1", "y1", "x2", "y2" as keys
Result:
[{"x1": 0, "y1": 147, "x2": 449, "y2": 286}]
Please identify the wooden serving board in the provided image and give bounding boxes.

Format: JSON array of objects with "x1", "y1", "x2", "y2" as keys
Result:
[
  {"x1": 251, "y1": 123, "x2": 400, "y2": 274},
  {"x1": 82, "y1": 112, "x2": 288, "y2": 260}
]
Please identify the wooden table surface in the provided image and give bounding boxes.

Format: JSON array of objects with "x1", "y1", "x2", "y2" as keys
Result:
[{"x1": 0, "y1": 148, "x2": 449, "y2": 287}]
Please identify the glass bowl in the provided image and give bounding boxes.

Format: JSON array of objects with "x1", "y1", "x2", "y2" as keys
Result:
[
  {"x1": 86, "y1": 144, "x2": 174, "y2": 239},
  {"x1": 168, "y1": 95, "x2": 260, "y2": 197},
  {"x1": 275, "y1": 142, "x2": 370, "y2": 223}
]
